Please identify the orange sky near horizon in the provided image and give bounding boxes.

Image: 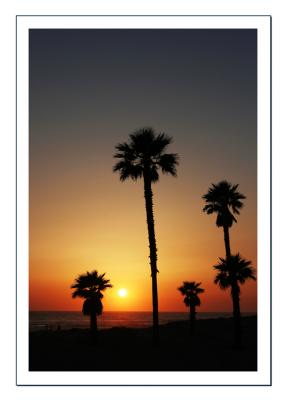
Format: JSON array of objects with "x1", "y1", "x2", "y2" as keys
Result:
[
  {"x1": 29, "y1": 159, "x2": 257, "y2": 312},
  {"x1": 29, "y1": 29, "x2": 257, "y2": 313}
]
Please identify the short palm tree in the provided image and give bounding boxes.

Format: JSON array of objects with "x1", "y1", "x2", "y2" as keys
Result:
[
  {"x1": 178, "y1": 281, "x2": 204, "y2": 334},
  {"x1": 113, "y1": 127, "x2": 178, "y2": 344},
  {"x1": 213, "y1": 253, "x2": 256, "y2": 346},
  {"x1": 71, "y1": 270, "x2": 112, "y2": 337},
  {"x1": 202, "y1": 181, "x2": 246, "y2": 259}
]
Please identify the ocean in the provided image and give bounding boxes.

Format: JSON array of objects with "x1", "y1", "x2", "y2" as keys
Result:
[{"x1": 29, "y1": 311, "x2": 256, "y2": 332}]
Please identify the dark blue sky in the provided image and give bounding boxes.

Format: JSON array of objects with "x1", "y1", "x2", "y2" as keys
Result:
[{"x1": 30, "y1": 29, "x2": 256, "y2": 183}]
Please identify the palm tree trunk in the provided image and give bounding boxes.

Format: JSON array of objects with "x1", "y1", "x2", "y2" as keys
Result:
[
  {"x1": 231, "y1": 282, "x2": 241, "y2": 347},
  {"x1": 190, "y1": 305, "x2": 196, "y2": 335},
  {"x1": 143, "y1": 172, "x2": 159, "y2": 345},
  {"x1": 90, "y1": 312, "x2": 98, "y2": 339},
  {"x1": 224, "y1": 226, "x2": 242, "y2": 347},
  {"x1": 223, "y1": 225, "x2": 231, "y2": 259}
]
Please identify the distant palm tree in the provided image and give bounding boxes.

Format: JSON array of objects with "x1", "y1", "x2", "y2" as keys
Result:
[
  {"x1": 113, "y1": 127, "x2": 178, "y2": 344},
  {"x1": 213, "y1": 253, "x2": 256, "y2": 346},
  {"x1": 202, "y1": 181, "x2": 246, "y2": 259},
  {"x1": 71, "y1": 270, "x2": 112, "y2": 337},
  {"x1": 178, "y1": 281, "x2": 205, "y2": 334}
]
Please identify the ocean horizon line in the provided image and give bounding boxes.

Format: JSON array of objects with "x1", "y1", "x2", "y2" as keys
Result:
[
  {"x1": 29, "y1": 310, "x2": 257, "y2": 332},
  {"x1": 29, "y1": 310, "x2": 257, "y2": 313}
]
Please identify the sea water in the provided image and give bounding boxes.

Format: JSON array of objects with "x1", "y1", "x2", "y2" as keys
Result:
[{"x1": 29, "y1": 311, "x2": 256, "y2": 332}]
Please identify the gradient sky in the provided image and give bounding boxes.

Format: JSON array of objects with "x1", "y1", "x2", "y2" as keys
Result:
[{"x1": 29, "y1": 29, "x2": 257, "y2": 312}]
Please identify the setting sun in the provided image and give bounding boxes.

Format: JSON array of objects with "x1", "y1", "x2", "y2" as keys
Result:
[{"x1": 118, "y1": 288, "x2": 127, "y2": 297}]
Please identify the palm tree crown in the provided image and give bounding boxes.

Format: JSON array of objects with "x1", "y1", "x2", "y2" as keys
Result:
[
  {"x1": 113, "y1": 127, "x2": 178, "y2": 182},
  {"x1": 213, "y1": 253, "x2": 255, "y2": 347},
  {"x1": 71, "y1": 270, "x2": 113, "y2": 316},
  {"x1": 178, "y1": 281, "x2": 205, "y2": 307},
  {"x1": 213, "y1": 253, "x2": 256, "y2": 294},
  {"x1": 202, "y1": 180, "x2": 246, "y2": 228}
]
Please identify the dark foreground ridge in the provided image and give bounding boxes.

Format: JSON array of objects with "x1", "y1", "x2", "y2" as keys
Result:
[{"x1": 29, "y1": 316, "x2": 257, "y2": 371}]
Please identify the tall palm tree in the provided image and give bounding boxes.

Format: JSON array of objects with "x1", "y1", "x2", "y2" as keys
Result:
[
  {"x1": 71, "y1": 270, "x2": 112, "y2": 337},
  {"x1": 213, "y1": 253, "x2": 256, "y2": 347},
  {"x1": 202, "y1": 181, "x2": 246, "y2": 259},
  {"x1": 113, "y1": 127, "x2": 178, "y2": 344},
  {"x1": 178, "y1": 281, "x2": 204, "y2": 334}
]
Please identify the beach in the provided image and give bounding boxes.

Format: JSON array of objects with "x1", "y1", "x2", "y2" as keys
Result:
[{"x1": 29, "y1": 315, "x2": 257, "y2": 371}]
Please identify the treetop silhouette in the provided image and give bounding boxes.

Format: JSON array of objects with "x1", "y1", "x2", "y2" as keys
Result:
[
  {"x1": 71, "y1": 270, "x2": 112, "y2": 338},
  {"x1": 178, "y1": 281, "x2": 205, "y2": 334},
  {"x1": 202, "y1": 180, "x2": 246, "y2": 258},
  {"x1": 213, "y1": 253, "x2": 256, "y2": 347}
]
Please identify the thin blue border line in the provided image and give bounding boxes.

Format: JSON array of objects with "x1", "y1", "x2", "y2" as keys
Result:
[
  {"x1": 15, "y1": 15, "x2": 18, "y2": 387},
  {"x1": 269, "y1": 15, "x2": 272, "y2": 387},
  {"x1": 16, "y1": 14, "x2": 272, "y2": 387},
  {"x1": 16, "y1": 14, "x2": 271, "y2": 17},
  {"x1": 17, "y1": 384, "x2": 270, "y2": 387}
]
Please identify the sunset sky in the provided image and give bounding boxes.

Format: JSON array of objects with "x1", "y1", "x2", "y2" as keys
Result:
[{"x1": 29, "y1": 29, "x2": 257, "y2": 312}]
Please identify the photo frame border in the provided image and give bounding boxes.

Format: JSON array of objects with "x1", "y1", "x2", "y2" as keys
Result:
[{"x1": 16, "y1": 14, "x2": 272, "y2": 387}]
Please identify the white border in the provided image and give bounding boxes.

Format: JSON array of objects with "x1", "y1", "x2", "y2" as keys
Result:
[{"x1": 16, "y1": 15, "x2": 271, "y2": 386}]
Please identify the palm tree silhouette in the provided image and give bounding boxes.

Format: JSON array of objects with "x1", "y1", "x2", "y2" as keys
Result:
[
  {"x1": 113, "y1": 127, "x2": 178, "y2": 344},
  {"x1": 178, "y1": 281, "x2": 204, "y2": 334},
  {"x1": 202, "y1": 181, "x2": 246, "y2": 259},
  {"x1": 71, "y1": 270, "x2": 112, "y2": 337},
  {"x1": 213, "y1": 253, "x2": 256, "y2": 347}
]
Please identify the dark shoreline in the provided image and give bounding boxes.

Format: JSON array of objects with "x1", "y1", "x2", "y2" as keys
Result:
[{"x1": 29, "y1": 315, "x2": 257, "y2": 371}]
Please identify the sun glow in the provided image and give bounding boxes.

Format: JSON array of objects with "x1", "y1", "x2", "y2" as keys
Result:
[{"x1": 118, "y1": 288, "x2": 127, "y2": 297}]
